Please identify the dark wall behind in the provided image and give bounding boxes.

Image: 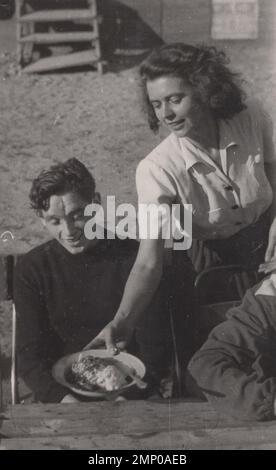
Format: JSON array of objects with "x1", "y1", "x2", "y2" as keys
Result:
[{"x1": 117, "y1": 0, "x2": 275, "y2": 43}]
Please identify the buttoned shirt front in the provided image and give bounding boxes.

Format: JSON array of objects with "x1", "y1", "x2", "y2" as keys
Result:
[{"x1": 136, "y1": 100, "x2": 275, "y2": 240}]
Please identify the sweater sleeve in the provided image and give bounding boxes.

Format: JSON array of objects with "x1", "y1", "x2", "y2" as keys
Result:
[
  {"x1": 187, "y1": 288, "x2": 276, "y2": 421},
  {"x1": 14, "y1": 256, "x2": 68, "y2": 403}
]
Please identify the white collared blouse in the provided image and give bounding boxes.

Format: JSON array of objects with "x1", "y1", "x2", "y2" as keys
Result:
[{"x1": 136, "y1": 100, "x2": 275, "y2": 240}]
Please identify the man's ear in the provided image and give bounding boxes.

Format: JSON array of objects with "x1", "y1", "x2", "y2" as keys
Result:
[{"x1": 93, "y1": 192, "x2": 101, "y2": 205}]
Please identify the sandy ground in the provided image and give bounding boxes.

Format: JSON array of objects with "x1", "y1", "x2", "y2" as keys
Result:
[{"x1": 0, "y1": 16, "x2": 276, "y2": 401}]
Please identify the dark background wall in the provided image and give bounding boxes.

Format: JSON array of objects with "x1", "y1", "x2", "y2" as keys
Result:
[{"x1": 117, "y1": 0, "x2": 275, "y2": 43}]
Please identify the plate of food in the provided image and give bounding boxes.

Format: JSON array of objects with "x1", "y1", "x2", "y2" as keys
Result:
[{"x1": 52, "y1": 349, "x2": 146, "y2": 397}]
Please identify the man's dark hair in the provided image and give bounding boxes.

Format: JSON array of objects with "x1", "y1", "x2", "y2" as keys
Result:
[{"x1": 29, "y1": 158, "x2": 96, "y2": 212}]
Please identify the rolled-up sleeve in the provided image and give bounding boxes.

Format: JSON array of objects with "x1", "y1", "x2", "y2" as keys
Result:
[
  {"x1": 136, "y1": 159, "x2": 176, "y2": 205},
  {"x1": 136, "y1": 159, "x2": 178, "y2": 241}
]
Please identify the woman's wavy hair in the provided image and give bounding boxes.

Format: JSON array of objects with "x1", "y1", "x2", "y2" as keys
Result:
[
  {"x1": 139, "y1": 43, "x2": 246, "y2": 132},
  {"x1": 29, "y1": 158, "x2": 96, "y2": 213}
]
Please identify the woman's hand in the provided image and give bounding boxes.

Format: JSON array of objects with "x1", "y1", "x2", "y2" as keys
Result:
[
  {"x1": 265, "y1": 217, "x2": 276, "y2": 262},
  {"x1": 83, "y1": 320, "x2": 132, "y2": 354}
]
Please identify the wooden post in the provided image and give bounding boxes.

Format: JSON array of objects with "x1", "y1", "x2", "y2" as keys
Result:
[
  {"x1": 88, "y1": 0, "x2": 103, "y2": 73},
  {"x1": 22, "y1": 1, "x2": 35, "y2": 65},
  {"x1": 15, "y1": 0, "x2": 23, "y2": 67}
]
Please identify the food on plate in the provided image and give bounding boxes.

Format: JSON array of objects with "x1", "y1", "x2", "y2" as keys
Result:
[{"x1": 67, "y1": 355, "x2": 127, "y2": 392}]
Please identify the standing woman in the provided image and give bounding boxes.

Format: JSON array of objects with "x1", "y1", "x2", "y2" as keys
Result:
[{"x1": 87, "y1": 43, "x2": 276, "y2": 360}]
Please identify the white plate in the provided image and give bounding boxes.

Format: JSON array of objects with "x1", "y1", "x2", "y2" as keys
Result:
[{"x1": 52, "y1": 349, "x2": 146, "y2": 398}]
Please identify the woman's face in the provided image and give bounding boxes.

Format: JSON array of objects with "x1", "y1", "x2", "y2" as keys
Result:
[{"x1": 146, "y1": 75, "x2": 205, "y2": 139}]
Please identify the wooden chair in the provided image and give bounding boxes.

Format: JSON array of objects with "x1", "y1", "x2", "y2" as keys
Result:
[
  {"x1": 15, "y1": 0, "x2": 103, "y2": 73},
  {"x1": 193, "y1": 264, "x2": 260, "y2": 348},
  {"x1": 164, "y1": 249, "x2": 187, "y2": 398},
  {"x1": 0, "y1": 255, "x2": 18, "y2": 407}
]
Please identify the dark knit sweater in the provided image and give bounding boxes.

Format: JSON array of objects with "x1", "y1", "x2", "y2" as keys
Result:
[{"x1": 14, "y1": 237, "x2": 169, "y2": 402}]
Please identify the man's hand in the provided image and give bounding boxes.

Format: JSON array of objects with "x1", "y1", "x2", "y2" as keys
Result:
[
  {"x1": 61, "y1": 393, "x2": 80, "y2": 403},
  {"x1": 83, "y1": 320, "x2": 132, "y2": 354}
]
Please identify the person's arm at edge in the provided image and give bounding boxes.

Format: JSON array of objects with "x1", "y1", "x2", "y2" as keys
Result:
[{"x1": 187, "y1": 290, "x2": 276, "y2": 421}]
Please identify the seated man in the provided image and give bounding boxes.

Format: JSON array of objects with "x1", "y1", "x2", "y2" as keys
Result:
[
  {"x1": 14, "y1": 158, "x2": 171, "y2": 403},
  {"x1": 187, "y1": 274, "x2": 276, "y2": 421}
]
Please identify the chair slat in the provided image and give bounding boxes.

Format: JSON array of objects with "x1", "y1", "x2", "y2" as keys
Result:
[
  {"x1": 0, "y1": 258, "x2": 6, "y2": 301},
  {"x1": 11, "y1": 303, "x2": 19, "y2": 405},
  {"x1": 18, "y1": 9, "x2": 96, "y2": 22},
  {"x1": 0, "y1": 255, "x2": 17, "y2": 405},
  {"x1": 0, "y1": 256, "x2": 14, "y2": 301}
]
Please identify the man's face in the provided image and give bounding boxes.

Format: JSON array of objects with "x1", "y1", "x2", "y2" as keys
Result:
[{"x1": 41, "y1": 192, "x2": 95, "y2": 254}]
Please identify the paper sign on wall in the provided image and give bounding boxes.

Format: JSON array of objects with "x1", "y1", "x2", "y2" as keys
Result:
[{"x1": 211, "y1": 0, "x2": 259, "y2": 39}]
